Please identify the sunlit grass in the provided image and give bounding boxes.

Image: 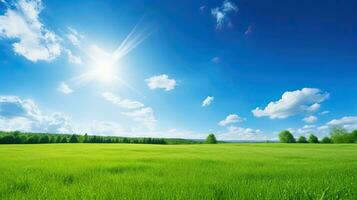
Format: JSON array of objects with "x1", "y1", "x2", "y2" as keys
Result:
[{"x1": 0, "y1": 144, "x2": 356, "y2": 199}]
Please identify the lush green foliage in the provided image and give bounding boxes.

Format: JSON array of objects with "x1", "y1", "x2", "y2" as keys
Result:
[
  {"x1": 330, "y1": 127, "x2": 356, "y2": 143},
  {"x1": 308, "y1": 134, "x2": 319, "y2": 143},
  {"x1": 205, "y1": 134, "x2": 217, "y2": 144},
  {"x1": 0, "y1": 131, "x2": 200, "y2": 145},
  {"x1": 278, "y1": 130, "x2": 296, "y2": 143},
  {"x1": 297, "y1": 136, "x2": 307, "y2": 143},
  {"x1": 321, "y1": 137, "x2": 331, "y2": 143},
  {"x1": 0, "y1": 144, "x2": 356, "y2": 199}
]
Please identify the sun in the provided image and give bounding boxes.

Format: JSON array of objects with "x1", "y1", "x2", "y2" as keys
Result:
[{"x1": 87, "y1": 45, "x2": 119, "y2": 84}]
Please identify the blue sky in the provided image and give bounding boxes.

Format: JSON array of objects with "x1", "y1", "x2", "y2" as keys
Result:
[{"x1": 0, "y1": 0, "x2": 356, "y2": 140}]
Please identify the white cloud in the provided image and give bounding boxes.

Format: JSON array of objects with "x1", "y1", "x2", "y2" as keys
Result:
[
  {"x1": 252, "y1": 88, "x2": 329, "y2": 119},
  {"x1": 122, "y1": 107, "x2": 157, "y2": 130},
  {"x1": 0, "y1": 96, "x2": 72, "y2": 133},
  {"x1": 199, "y1": 5, "x2": 205, "y2": 12},
  {"x1": 219, "y1": 114, "x2": 245, "y2": 126},
  {"x1": 0, "y1": 0, "x2": 62, "y2": 62},
  {"x1": 327, "y1": 116, "x2": 357, "y2": 131},
  {"x1": 102, "y1": 92, "x2": 144, "y2": 110},
  {"x1": 211, "y1": 0, "x2": 238, "y2": 29},
  {"x1": 217, "y1": 125, "x2": 267, "y2": 140},
  {"x1": 58, "y1": 82, "x2": 73, "y2": 94},
  {"x1": 302, "y1": 115, "x2": 317, "y2": 123},
  {"x1": 145, "y1": 74, "x2": 177, "y2": 91},
  {"x1": 319, "y1": 110, "x2": 330, "y2": 115},
  {"x1": 202, "y1": 96, "x2": 214, "y2": 107},
  {"x1": 66, "y1": 27, "x2": 83, "y2": 46},
  {"x1": 66, "y1": 49, "x2": 82, "y2": 64}
]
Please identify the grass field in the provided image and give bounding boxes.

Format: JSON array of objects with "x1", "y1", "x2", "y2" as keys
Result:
[{"x1": 0, "y1": 144, "x2": 356, "y2": 199}]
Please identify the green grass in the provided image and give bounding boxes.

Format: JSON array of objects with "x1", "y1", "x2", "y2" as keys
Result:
[{"x1": 0, "y1": 144, "x2": 356, "y2": 199}]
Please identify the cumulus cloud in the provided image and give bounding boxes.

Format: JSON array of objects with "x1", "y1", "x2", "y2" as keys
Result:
[
  {"x1": 252, "y1": 88, "x2": 329, "y2": 119},
  {"x1": 58, "y1": 82, "x2": 73, "y2": 94},
  {"x1": 211, "y1": 0, "x2": 238, "y2": 29},
  {"x1": 0, "y1": 96, "x2": 72, "y2": 133},
  {"x1": 102, "y1": 92, "x2": 144, "y2": 110},
  {"x1": 327, "y1": 116, "x2": 357, "y2": 131},
  {"x1": 145, "y1": 74, "x2": 177, "y2": 91},
  {"x1": 219, "y1": 114, "x2": 245, "y2": 126},
  {"x1": 202, "y1": 96, "x2": 214, "y2": 107},
  {"x1": 302, "y1": 115, "x2": 317, "y2": 123},
  {"x1": 0, "y1": 0, "x2": 62, "y2": 62},
  {"x1": 122, "y1": 107, "x2": 157, "y2": 130}
]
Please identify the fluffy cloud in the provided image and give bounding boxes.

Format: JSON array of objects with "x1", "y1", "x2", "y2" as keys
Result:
[
  {"x1": 58, "y1": 82, "x2": 73, "y2": 94},
  {"x1": 219, "y1": 114, "x2": 244, "y2": 126},
  {"x1": 302, "y1": 115, "x2": 317, "y2": 123},
  {"x1": 0, "y1": 0, "x2": 61, "y2": 62},
  {"x1": 102, "y1": 92, "x2": 144, "y2": 109},
  {"x1": 145, "y1": 74, "x2": 177, "y2": 91},
  {"x1": 122, "y1": 107, "x2": 157, "y2": 130},
  {"x1": 252, "y1": 88, "x2": 329, "y2": 119},
  {"x1": 216, "y1": 126, "x2": 267, "y2": 140},
  {"x1": 211, "y1": 0, "x2": 238, "y2": 29},
  {"x1": 202, "y1": 96, "x2": 214, "y2": 107},
  {"x1": 327, "y1": 116, "x2": 357, "y2": 131},
  {"x1": 0, "y1": 96, "x2": 72, "y2": 133}
]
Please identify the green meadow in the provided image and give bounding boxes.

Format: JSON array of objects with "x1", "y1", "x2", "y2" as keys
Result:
[{"x1": 0, "y1": 143, "x2": 356, "y2": 199}]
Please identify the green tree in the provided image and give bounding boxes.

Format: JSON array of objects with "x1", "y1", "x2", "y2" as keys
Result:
[
  {"x1": 83, "y1": 133, "x2": 89, "y2": 143},
  {"x1": 321, "y1": 137, "x2": 331, "y2": 143},
  {"x1": 297, "y1": 136, "x2": 307, "y2": 143},
  {"x1": 206, "y1": 134, "x2": 217, "y2": 144},
  {"x1": 61, "y1": 137, "x2": 68, "y2": 143},
  {"x1": 27, "y1": 135, "x2": 40, "y2": 144},
  {"x1": 351, "y1": 130, "x2": 357, "y2": 142},
  {"x1": 330, "y1": 127, "x2": 353, "y2": 143},
  {"x1": 39, "y1": 135, "x2": 50, "y2": 143},
  {"x1": 69, "y1": 134, "x2": 79, "y2": 143},
  {"x1": 278, "y1": 130, "x2": 296, "y2": 143},
  {"x1": 308, "y1": 134, "x2": 319, "y2": 143}
]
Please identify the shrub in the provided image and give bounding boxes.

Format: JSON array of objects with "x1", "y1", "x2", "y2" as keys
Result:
[
  {"x1": 321, "y1": 137, "x2": 331, "y2": 143},
  {"x1": 297, "y1": 136, "x2": 307, "y2": 143},
  {"x1": 206, "y1": 134, "x2": 217, "y2": 144},
  {"x1": 278, "y1": 130, "x2": 295, "y2": 143},
  {"x1": 308, "y1": 134, "x2": 319, "y2": 143}
]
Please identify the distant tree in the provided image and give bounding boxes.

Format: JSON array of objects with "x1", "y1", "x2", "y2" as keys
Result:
[
  {"x1": 0, "y1": 135, "x2": 16, "y2": 144},
  {"x1": 351, "y1": 130, "x2": 357, "y2": 143},
  {"x1": 69, "y1": 134, "x2": 79, "y2": 143},
  {"x1": 55, "y1": 136, "x2": 62, "y2": 143},
  {"x1": 206, "y1": 134, "x2": 217, "y2": 144},
  {"x1": 27, "y1": 135, "x2": 40, "y2": 144},
  {"x1": 39, "y1": 135, "x2": 50, "y2": 143},
  {"x1": 308, "y1": 134, "x2": 319, "y2": 143},
  {"x1": 297, "y1": 136, "x2": 307, "y2": 143},
  {"x1": 279, "y1": 130, "x2": 296, "y2": 143},
  {"x1": 321, "y1": 137, "x2": 331, "y2": 143},
  {"x1": 330, "y1": 127, "x2": 353, "y2": 143},
  {"x1": 83, "y1": 133, "x2": 89, "y2": 143},
  {"x1": 61, "y1": 137, "x2": 68, "y2": 143}
]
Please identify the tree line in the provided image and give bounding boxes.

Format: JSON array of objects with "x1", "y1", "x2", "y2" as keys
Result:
[
  {"x1": 279, "y1": 127, "x2": 357, "y2": 143},
  {"x1": 0, "y1": 131, "x2": 170, "y2": 145}
]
